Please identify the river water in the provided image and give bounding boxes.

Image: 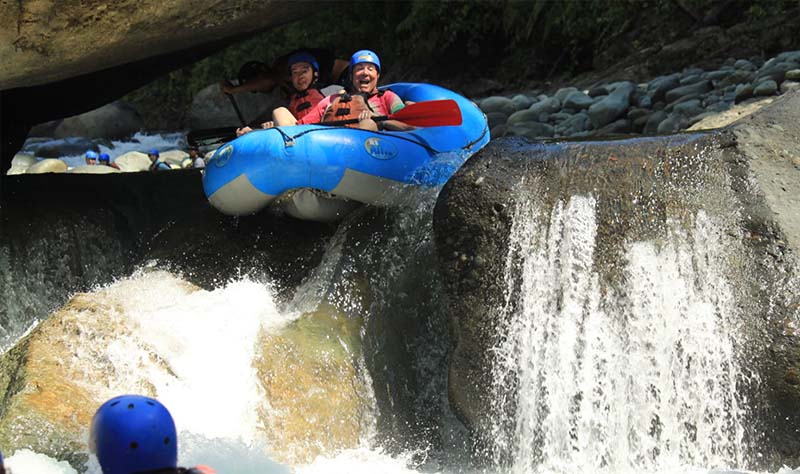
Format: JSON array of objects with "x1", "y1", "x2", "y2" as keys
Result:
[{"x1": 2, "y1": 138, "x2": 800, "y2": 474}]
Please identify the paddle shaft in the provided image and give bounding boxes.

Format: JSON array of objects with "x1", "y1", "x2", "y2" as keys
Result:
[{"x1": 223, "y1": 82, "x2": 247, "y2": 126}]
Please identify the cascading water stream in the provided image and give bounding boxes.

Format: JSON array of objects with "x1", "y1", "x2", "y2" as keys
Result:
[{"x1": 490, "y1": 193, "x2": 754, "y2": 474}]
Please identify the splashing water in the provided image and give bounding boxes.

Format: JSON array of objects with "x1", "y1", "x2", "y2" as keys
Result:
[{"x1": 491, "y1": 194, "x2": 752, "y2": 474}]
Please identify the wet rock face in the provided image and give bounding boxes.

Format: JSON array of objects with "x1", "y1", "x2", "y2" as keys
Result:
[
  {"x1": 0, "y1": 1, "x2": 321, "y2": 90},
  {"x1": 435, "y1": 92, "x2": 800, "y2": 466}
]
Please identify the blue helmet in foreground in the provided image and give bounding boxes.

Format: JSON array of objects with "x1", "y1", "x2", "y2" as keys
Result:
[
  {"x1": 99, "y1": 153, "x2": 110, "y2": 162},
  {"x1": 85, "y1": 150, "x2": 99, "y2": 160},
  {"x1": 350, "y1": 49, "x2": 381, "y2": 73},
  {"x1": 148, "y1": 149, "x2": 160, "y2": 157},
  {"x1": 90, "y1": 395, "x2": 177, "y2": 474},
  {"x1": 287, "y1": 51, "x2": 319, "y2": 73}
]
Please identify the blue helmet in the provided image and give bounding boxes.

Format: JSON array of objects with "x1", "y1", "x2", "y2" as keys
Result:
[
  {"x1": 147, "y1": 149, "x2": 160, "y2": 157},
  {"x1": 350, "y1": 49, "x2": 381, "y2": 73},
  {"x1": 287, "y1": 51, "x2": 319, "y2": 73},
  {"x1": 85, "y1": 150, "x2": 99, "y2": 160},
  {"x1": 99, "y1": 153, "x2": 111, "y2": 162},
  {"x1": 90, "y1": 395, "x2": 178, "y2": 474}
]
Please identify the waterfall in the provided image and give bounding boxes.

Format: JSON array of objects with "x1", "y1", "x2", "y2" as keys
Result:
[{"x1": 490, "y1": 193, "x2": 753, "y2": 473}]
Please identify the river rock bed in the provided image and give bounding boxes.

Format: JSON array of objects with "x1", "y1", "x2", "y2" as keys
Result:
[{"x1": 479, "y1": 50, "x2": 800, "y2": 140}]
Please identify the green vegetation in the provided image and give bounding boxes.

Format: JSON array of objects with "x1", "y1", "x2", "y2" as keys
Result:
[{"x1": 124, "y1": 0, "x2": 798, "y2": 129}]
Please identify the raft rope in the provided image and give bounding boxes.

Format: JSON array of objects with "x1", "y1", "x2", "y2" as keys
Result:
[{"x1": 276, "y1": 123, "x2": 486, "y2": 155}]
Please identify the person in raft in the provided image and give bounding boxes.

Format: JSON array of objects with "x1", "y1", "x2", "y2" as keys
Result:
[
  {"x1": 85, "y1": 150, "x2": 99, "y2": 165},
  {"x1": 98, "y1": 152, "x2": 121, "y2": 170},
  {"x1": 147, "y1": 149, "x2": 171, "y2": 172},
  {"x1": 236, "y1": 51, "x2": 328, "y2": 137},
  {"x1": 221, "y1": 47, "x2": 349, "y2": 98},
  {"x1": 267, "y1": 49, "x2": 415, "y2": 132},
  {"x1": 90, "y1": 394, "x2": 216, "y2": 474}
]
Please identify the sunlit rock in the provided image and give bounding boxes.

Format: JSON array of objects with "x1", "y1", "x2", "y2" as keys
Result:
[
  {"x1": 114, "y1": 151, "x2": 151, "y2": 172},
  {"x1": 255, "y1": 303, "x2": 373, "y2": 464},
  {"x1": 67, "y1": 165, "x2": 119, "y2": 174},
  {"x1": 26, "y1": 159, "x2": 68, "y2": 174},
  {"x1": 8, "y1": 154, "x2": 37, "y2": 175}
]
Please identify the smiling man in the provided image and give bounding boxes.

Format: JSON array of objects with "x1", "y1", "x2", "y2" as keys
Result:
[{"x1": 295, "y1": 49, "x2": 415, "y2": 131}]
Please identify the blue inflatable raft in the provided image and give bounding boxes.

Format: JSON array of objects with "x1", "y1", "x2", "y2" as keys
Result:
[{"x1": 202, "y1": 83, "x2": 489, "y2": 221}]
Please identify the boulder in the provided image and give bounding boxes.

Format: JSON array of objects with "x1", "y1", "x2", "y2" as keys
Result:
[
  {"x1": 114, "y1": 151, "x2": 152, "y2": 172},
  {"x1": 754, "y1": 80, "x2": 778, "y2": 96},
  {"x1": 68, "y1": 165, "x2": 120, "y2": 174},
  {"x1": 189, "y1": 84, "x2": 283, "y2": 130},
  {"x1": 587, "y1": 81, "x2": 635, "y2": 129},
  {"x1": 7, "y1": 154, "x2": 37, "y2": 175},
  {"x1": 510, "y1": 94, "x2": 534, "y2": 111},
  {"x1": 26, "y1": 159, "x2": 68, "y2": 174},
  {"x1": 647, "y1": 73, "x2": 681, "y2": 102},
  {"x1": 0, "y1": 2, "x2": 324, "y2": 90},
  {"x1": 53, "y1": 101, "x2": 143, "y2": 140},
  {"x1": 664, "y1": 80, "x2": 712, "y2": 103},
  {"x1": 563, "y1": 91, "x2": 594, "y2": 111},
  {"x1": 434, "y1": 91, "x2": 800, "y2": 463}
]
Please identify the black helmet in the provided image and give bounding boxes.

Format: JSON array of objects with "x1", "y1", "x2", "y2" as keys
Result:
[{"x1": 237, "y1": 61, "x2": 269, "y2": 85}]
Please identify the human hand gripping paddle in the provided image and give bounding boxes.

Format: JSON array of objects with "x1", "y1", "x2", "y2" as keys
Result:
[{"x1": 187, "y1": 99, "x2": 462, "y2": 147}]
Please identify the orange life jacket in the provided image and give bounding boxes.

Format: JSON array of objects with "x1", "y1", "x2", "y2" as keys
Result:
[
  {"x1": 322, "y1": 92, "x2": 375, "y2": 127},
  {"x1": 288, "y1": 88, "x2": 325, "y2": 120}
]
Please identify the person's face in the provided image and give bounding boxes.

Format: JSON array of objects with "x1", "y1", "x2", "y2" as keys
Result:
[
  {"x1": 351, "y1": 62, "x2": 379, "y2": 94},
  {"x1": 86, "y1": 158, "x2": 97, "y2": 165},
  {"x1": 148, "y1": 154, "x2": 157, "y2": 162},
  {"x1": 290, "y1": 62, "x2": 315, "y2": 91}
]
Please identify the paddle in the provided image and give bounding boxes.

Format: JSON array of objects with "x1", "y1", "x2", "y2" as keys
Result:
[
  {"x1": 187, "y1": 99, "x2": 462, "y2": 147},
  {"x1": 223, "y1": 83, "x2": 247, "y2": 126},
  {"x1": 321, "y1": 99, "x2": 462, "y2": 127}
]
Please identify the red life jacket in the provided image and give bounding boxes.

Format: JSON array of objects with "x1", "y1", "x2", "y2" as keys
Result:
[
  {"x1": 288, "y1": 88, "x2": 325, "y2": 120},
  {"x1": 322, "y1": 92, "x2": 375, "y2": 128}
]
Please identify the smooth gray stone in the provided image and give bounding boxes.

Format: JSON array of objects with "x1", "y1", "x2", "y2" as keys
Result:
[
  {"x1": 486, "y1": 111, "x2": 509, "y2": 129},
  {"x1": 587, "y1": 81, "x2": 634, "y2": 128},
  {"x1": 480, "y1": 96, "x2": 516, "y2": 116},
  {"x1": 648, "y1": 73, "x2": 681, "y2": 101},
  {"x1": 776, "y1": 50, "x2": 800, "y2": 63},
  {"x1": 666, "y1": 93, "x2": 702, "y2": 111},
  {"x1": 754, "y1": 79, "x2": 778, "y2": 96},
  {"x1": 734, "y1": 59, "x2": 756, "y2": 71},
  {"x1": 595, "y1": 118, "x2": 631, "y2": 135},
  {"x1": 785, "y1": 69, "x2": 800, "y2": 81},
  {"x1": 643, "y1": 110, "x2": 668, "y2": 134},
  {"x1": 703, "y1": 94, "x2": 721, "y2": 106},
  {"x1": 664, "y1": 80, "x2": 711, "y2": 103},
  {"x1": 527, "y1": 97, "x2": 562, "y2": 116},
  {"x1": 682, "y1": 66, "x2": 704, "y2": 76},
  {"x1": 554, "y1": 87, "x2": 579, "y2": 102},
  {"x1": 735, "y1": 83, "x2": 754, "y2": 102},
  {"x1": 563, "y1": 90, "x2": 594, "y2": 110},
  {"x1": 506, "y1": 122, "x2": 555, "y2": 139},
  {"x1": 718, "y1": 69, "x2": 756, "y2": 87},
  {"x1": 656, "y1": 113, "x2": 687, "y2": 133},
  {"x1": 549, "y1": 112, "x2": 573, "y2": 123},
  {"x1": 704, "y1": 70, "x2": 732, "y2": 81},
  {"x1": 511, "y1": 94, "x2": 534, "y2": 111},
  {"x1": 633, "y1": 93, "x2": 652, "y2": 109},
  {"x1": 757, "y1": 61, "x2": 798, "y2": 83},
  {"x1": 627, "y1": 107, "x2": 650, "y2": 121},
  {"x1": 679, "y1": 74, "x2": 703, "y2": 85},
  {"x1": 557, "y1": 113, "x2": 590, "y2": 135},
  {"x1": 672, "y1": 99, "x2": 703, "y2": 117}
]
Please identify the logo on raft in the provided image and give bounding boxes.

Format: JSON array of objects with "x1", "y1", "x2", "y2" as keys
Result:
[
  {"x1": 214, "y1": 144, "x2": 234, "y2": 167},
  {"x1": 363, "y1": 137, "x2": 398, "y2": 160}
]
